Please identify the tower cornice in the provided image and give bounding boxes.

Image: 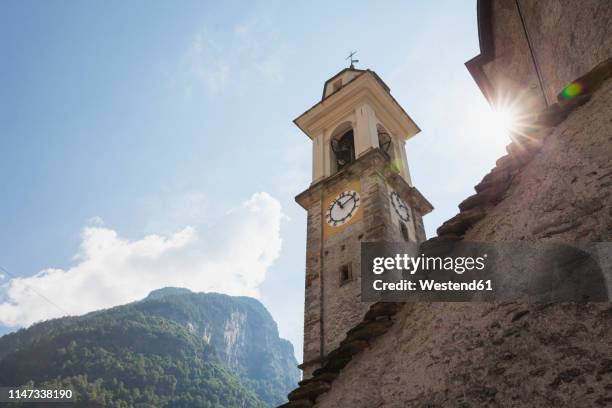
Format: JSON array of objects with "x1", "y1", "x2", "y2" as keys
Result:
[
  {"x1": 295, "y1": 148, "x2": 433, "y2": 215},
  {"x1": 294, "y1": 71, "x2": 420, "y2": 142}
]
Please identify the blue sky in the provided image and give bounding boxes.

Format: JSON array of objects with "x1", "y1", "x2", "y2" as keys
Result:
[{"x1": 0, "y1": 1, "x2": 510, "y2": 359}]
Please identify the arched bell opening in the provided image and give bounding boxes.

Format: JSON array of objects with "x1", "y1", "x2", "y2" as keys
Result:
[
  {"x1": 377, "y1": 124, "x2": 393, "y2": 158},
  {"x1": 377, "y1": 124, "x2": 403, "y2": 175},
  {"x1": 330, "y1": 122, "x2": 356, "y2": 173}
]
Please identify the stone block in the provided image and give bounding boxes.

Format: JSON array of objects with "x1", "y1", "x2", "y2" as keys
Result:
[
  {"x1": 436, "y1": 208, "x2": 487, "y2": 237},
  {"x1": 288, "y1": 381, "x2": 331, "y2": 402}
]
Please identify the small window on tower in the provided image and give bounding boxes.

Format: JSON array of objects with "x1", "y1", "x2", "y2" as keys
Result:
[
  {"x1": 399, "y1": 221, "x2": 410, "y2": 242},
  {"x1": 339, "y1": 263, "x2": 352, "y2": 285},
  {"x1": 332, "y1": 79, "x2": 342, "y2": 93}
]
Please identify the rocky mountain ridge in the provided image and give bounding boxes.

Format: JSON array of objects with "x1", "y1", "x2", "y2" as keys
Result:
[{"x1": 0, "y1": 287, "x2": 299, "y2": 407}]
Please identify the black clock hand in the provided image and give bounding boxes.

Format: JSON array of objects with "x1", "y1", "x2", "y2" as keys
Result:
[{"x1": 339, "y1": 196, "x2": 355, "y2": 207}]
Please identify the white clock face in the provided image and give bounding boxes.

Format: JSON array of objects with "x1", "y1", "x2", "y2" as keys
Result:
[
  {"x1": 389, "y1": 191, "x2": 410, "y2": 222},
  {"x1": 326, "y1": 190, "x2": 360, "y2": 227}
]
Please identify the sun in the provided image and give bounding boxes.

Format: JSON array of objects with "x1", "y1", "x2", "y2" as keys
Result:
[
  {"x1": 465, "y1": 96, "x2": 523, "y2": 157},
  {"x1": 491, "y1": 107, "x2": 517, "y2": 136},
  {"x1": 480, "y1": 100, "x2": 520, "y2": 140}
]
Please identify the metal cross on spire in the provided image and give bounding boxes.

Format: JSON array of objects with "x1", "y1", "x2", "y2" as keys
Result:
[{"x1": 346, "y1": 51, "x2": 359, "y2": 68}]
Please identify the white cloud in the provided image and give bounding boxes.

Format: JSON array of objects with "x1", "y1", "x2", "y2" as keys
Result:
[
  {"x1": 87, "y1": 215, "x2": 105, "y2": 227},
  {"x1": 0, "y1": 192, "x2": 283, "y2": 328}
]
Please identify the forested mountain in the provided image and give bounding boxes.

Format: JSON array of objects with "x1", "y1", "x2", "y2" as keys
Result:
[{"x1": 0, "y1": 288, "x2": 299, "y2": 407}]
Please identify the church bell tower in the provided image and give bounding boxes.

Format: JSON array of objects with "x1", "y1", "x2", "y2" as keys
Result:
[{"x1": 294, "y1": 67, "x2": 433, "y2": 378}]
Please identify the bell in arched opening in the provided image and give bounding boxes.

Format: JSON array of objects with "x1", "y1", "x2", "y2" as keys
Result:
[
  {"x1": 331, "y1": 129, "x2": 355, "y2": 171},
  {"x1": 377, "y1": 124, "x2": 392, "y2": 158}
]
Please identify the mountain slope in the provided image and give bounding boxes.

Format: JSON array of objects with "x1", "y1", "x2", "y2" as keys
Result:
[
  {"x1": 139, "y1": 288, "x2": 299, "y2": 405},
  {"x1": 0, "y1": 289, "x2": 299, "y2": 407}
]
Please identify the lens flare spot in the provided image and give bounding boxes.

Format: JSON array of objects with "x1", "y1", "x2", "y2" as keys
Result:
[
  {"x1": 387, "y1": 159, "x2": 402, "y2": 174},
  {"x1": 561, "y1": 82, "x2": 583, "y2": 100}
]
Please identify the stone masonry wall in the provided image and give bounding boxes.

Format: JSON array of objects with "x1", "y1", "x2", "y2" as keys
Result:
[
  {"x1": 302, "y1": 198, "x2": 323, "y2": 378},
  {"x1": 483, "y1": 0, "x2": 547, "y2": 113},
  {"x1": 300, "y1": 150, "x2": 428, "y2": 379},
  {"x1": 465, "y1": 79, "x2": 612, "y2": 243},
  {"x1": 480, "y1": 0, "x2": 612, "y2": 112},
  {"x1": 519, "y1": 0, "x2": 612, "y2": 105},
  {"x1": 322, "y1": 158, "x2": 427, "y2": 356},
  {"x1": 310, "y1": 78, "x2": 612, "y2": 407},
  {"x1": 314, "y1": 302, "x2": 610, "y2": 407},
  {"x1": 320, "y1": 174, "x2": 372, "y2": 359}
]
